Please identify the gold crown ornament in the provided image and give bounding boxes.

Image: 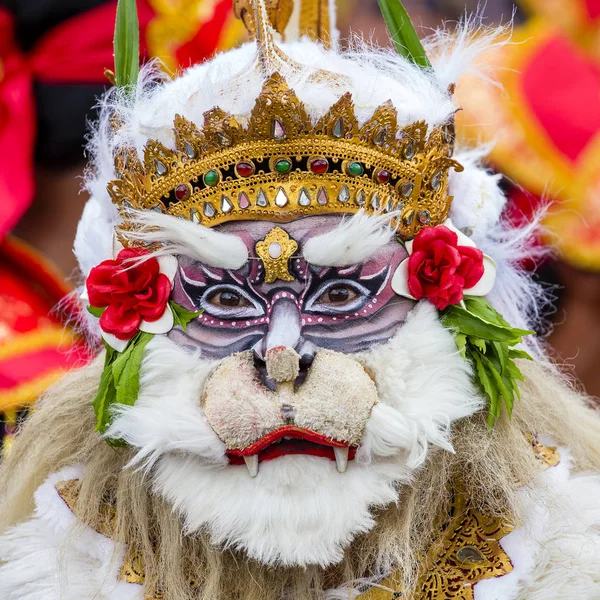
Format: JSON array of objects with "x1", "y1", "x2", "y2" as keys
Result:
[{"x1": 108, "y1": 0, "x2": 463, "y2": 240}]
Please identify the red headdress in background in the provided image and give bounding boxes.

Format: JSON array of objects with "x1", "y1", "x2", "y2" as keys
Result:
[{"x1": 457, "y1": 0, "x2": 600, "y2": 272}]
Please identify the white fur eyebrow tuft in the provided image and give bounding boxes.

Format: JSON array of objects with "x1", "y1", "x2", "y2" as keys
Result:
[
  {"x1": 118, "y1": 209, "x2": 248, "y2": 269},
  {"x1": 302, "y1": 210, "x2": 398, "y2": 267}
]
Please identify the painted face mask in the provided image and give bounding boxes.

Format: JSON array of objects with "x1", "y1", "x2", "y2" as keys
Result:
[{"x1": 4, "y1": 2, "x2": 600, "y2": 600}]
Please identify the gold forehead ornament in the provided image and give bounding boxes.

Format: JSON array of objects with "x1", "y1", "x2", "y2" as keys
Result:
[{"x1": 255, "y1": 227, "x2": 298, "y2": 283}]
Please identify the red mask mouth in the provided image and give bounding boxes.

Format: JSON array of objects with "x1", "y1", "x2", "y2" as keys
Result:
[{"x1": 227, "y1": 425, "x2": 357, "y2": 476}]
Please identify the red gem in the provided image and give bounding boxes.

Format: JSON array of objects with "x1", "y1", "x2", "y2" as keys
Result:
[
  {"x1": 175, "y1": 184, "x2": 189, "y2": 201},
  {"x1": 309, "y1": 158, "x2": 329, "y2": 174},
  {"x1": 237, "y1": 162, "x2": 255, "y2": 177},
  {"x1": 377, "y1": 169, "x2": 391, "y2": 184}
]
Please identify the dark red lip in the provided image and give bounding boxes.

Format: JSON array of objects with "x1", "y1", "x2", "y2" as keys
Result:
[{"x1": 227, "y1": 425, "x2": 357, "y2": 465}]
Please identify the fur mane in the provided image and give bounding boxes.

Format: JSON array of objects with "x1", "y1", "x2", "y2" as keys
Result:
[{"x1": 1, "y1": 358, "x2": 598, "y2": 600}]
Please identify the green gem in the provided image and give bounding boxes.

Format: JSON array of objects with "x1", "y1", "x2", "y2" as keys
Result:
[
  {"x1": 275, "y1": 159, "x2": 292, "y2": 173},
  {"x1": 347, "y1": 161, "x2": 363, "y2": 176},
  {"x1": 204, "y1": 170, "x2": 219, "y2": 186}
]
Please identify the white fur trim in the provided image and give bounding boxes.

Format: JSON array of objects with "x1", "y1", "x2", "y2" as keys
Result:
[
  {"x1": 105, "y1": 336, "x2": 227, "y2": 470},
  {"x1": 302, "y1": 210, "x2": 397, "y2": 267},
  {"x1": 0, "y1": 466, "x2": 142, "y2": 600},
  {"x1": 357, "y1": 302, "x2": 483, "y2": 467},
  {"x1": 117, "y1": 210, "x2": 248, "y2": 270},
  {"x1": 474, "y1": 444, "x2": 600, "y2": 600}
]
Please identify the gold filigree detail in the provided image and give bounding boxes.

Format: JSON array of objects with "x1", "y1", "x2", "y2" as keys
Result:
[
  {"x1": 357, "y1": 491, "x2": 514, "y2": 600},
  {"x1": 234, "y1": 0, "x2": 294, "y2": 38},
  {"x1": 108, "y1": 74, "x2": 461, "y2": 241},
  {"x1": 55, "y1": 479, "x2": 116, "y2": 538},
  {"x1": 299, "y1": 0, "x2": 332, "y2": 45},
  {"x1": 255, "y1": 227, "x2": 298, "y2": 282},
  {"x1": 528, "y1": 433, "x2": 560, "y2": 468}
]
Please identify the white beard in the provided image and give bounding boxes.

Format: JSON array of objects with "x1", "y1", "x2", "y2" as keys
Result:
[
  {"x1": 106, "y1": 302, "x2": 482, "y2": 567},
  {"x1": 154, "y1": 453, "x2": 408, "y2": 567}
]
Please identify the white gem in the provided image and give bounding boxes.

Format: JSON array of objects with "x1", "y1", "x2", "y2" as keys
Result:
[
  {"x1": 356, "y1": 190, "x2": 366, "y2": 206},
  {"x1": 257, "y1": 189, "x2": 268, "y2": 207},
  {"x1": 190, "y1": 209, "x2": 200, "y2": 223},
  {"x1": 221, "y1": 195, "x2": 233, "y2": 213},
  {"x1": 183, "y1": 142, "x2": 195, "y2": 158},
  {"x1": 338, "y1": 185, "x2": 350, "y2": 203},
  {"x1": 203, "y1": 202, "x2": 215, "y2": 217},
  {"x1": 273, "y1": 119, "x2": 286, "y2": 140},
  {"x1": 317, "y1": 187, "x2": 328, "y2": 205},
  {"x1": 268, "y1": 242, "x2": 282, "y2": 259},
  {"x1": 275, "y1": 187, "x2": 289, "y2": 207},
  {"x1": 298, "y1": 188, "x2": 311, "y2": 206}
]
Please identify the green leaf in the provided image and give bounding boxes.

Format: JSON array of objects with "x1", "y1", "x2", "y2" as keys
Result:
[
  {"x1": 170, "y1": 301, "x2": 203, "y2": 333},
  {"x1": 454, "y1": 333, "x2": 468, "y2": 359},
  {"x1": 114, "y1": 0, "x2": 139, "y2": 89},
  {"x1": 480, "y1": 354, "x2": 512, "y2": 403},
  {"x1": 92, "y1": 332, "x2": 152, "y2": 436},
  {"x1": 87, "y1": 305, "x2": 106, "y2": 318},
  {"x1": 92, "y1": 344, "x2": 118, "y2": 432},
  {"x1": 471, "y1": 338, "x2": 487, "y2": 354},
  {"x1": 472, "y1": 353, "x2": 499, "y2": 427},
  {"x1": 377, "y1": 0, "x2": 431, "y2": 68},
  {"x1": 492, "y1": 341, "x2": 508, "y2": 374},
  {"x1": 441, "y1": 297, "x2": 534, "y2": 429},
  {"x1": 443, "y1": 307, "x2": 529, "y2": 343},
  {"x1": 463, "y1": 297, "x2": 511, "y2": 328},
  {"x1": 508, "y1": 348, "x2": 534, "y2": 361},
  {"x1": 507, "y1": 360, "x2": 525, "y2": 383},
  {"x1": 114, "y1": 332, "x2": 152, "y2": 407}
]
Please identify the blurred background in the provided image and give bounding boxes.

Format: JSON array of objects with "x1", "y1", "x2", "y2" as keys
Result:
[{"x1": 0, "y1": 0, "x2": 598, "y2": 450}]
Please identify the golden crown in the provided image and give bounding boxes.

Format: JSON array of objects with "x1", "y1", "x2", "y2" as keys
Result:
[{"x1": 108, "y1": 73, "x2": 462, "y2": 239}]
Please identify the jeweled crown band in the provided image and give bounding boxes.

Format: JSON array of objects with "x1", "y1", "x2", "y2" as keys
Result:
[{"x1": 108, "y1": 73, "x2": 463, "y2": 239}]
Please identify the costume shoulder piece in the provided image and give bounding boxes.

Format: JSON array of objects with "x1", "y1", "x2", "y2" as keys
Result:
[{"x1": 1, "y1": 1, "x2": 600, "y2": 599}]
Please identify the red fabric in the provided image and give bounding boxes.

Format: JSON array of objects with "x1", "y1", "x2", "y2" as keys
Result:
[
  {"x1": 31, "y1": 1, "x2": 155, "y2": 85},
  {"x1": 175, "y1": 0, "x2": 232, "y2": 68},
  {"x1": 87, "y1": 248, "x2": 170, "y2": 340},
  {"x1": 0, "y1": 1, "x2": 153, "y2": 236},
  {"x1": 0, "y1": 237, "x2": 91, "y2": 397},
  {"x1": 0, "y1": 349, "x2": 79, "y2": 390},
  {"x1": 407, "y1": 226, "x2": 484, "y2": 311},
  {"x1": 0, "y1": 9, "x2": 36, "y2": 239},
  {"x1": 521, "y1": 34, "x2": 600, "y2": 163},
  {"x1": 584, "y1": 0, "x2": 600, "y2": 20}
]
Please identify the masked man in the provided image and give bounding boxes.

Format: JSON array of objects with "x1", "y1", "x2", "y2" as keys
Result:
[{"x1": 0, "y1": 1, "x2": 599, "y2": 599}]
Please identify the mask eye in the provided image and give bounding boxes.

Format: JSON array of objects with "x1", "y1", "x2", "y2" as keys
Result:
[
  {"x1": 200, "y1": 284, "x2": 264, "y2": 319},
  {"x1": 318, "y1": 284, "x2": 359, "y2": 306},
  {"x1": 208, "y1": 289, "x2": 251, "y2": 309},
  {"x1": 304, "y1": 279, "x2": 370, "y2": 315}
]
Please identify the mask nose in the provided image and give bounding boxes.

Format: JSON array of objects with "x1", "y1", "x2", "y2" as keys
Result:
[{"x1": 251, "y1": 298, "x2": 315, "y2": 390}]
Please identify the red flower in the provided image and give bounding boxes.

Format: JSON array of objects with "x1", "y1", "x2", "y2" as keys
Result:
[
  {"x1": 86, "y1": 248, "x2": 171, "y2": 340},
  {"x1": 407, "y1": 226, "x2": 485, "y2": 310}
]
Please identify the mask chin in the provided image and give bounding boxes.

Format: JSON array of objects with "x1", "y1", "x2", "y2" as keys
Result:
[{"x1": 152, "y1": 452, "x2": 411, "y2": 567}]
